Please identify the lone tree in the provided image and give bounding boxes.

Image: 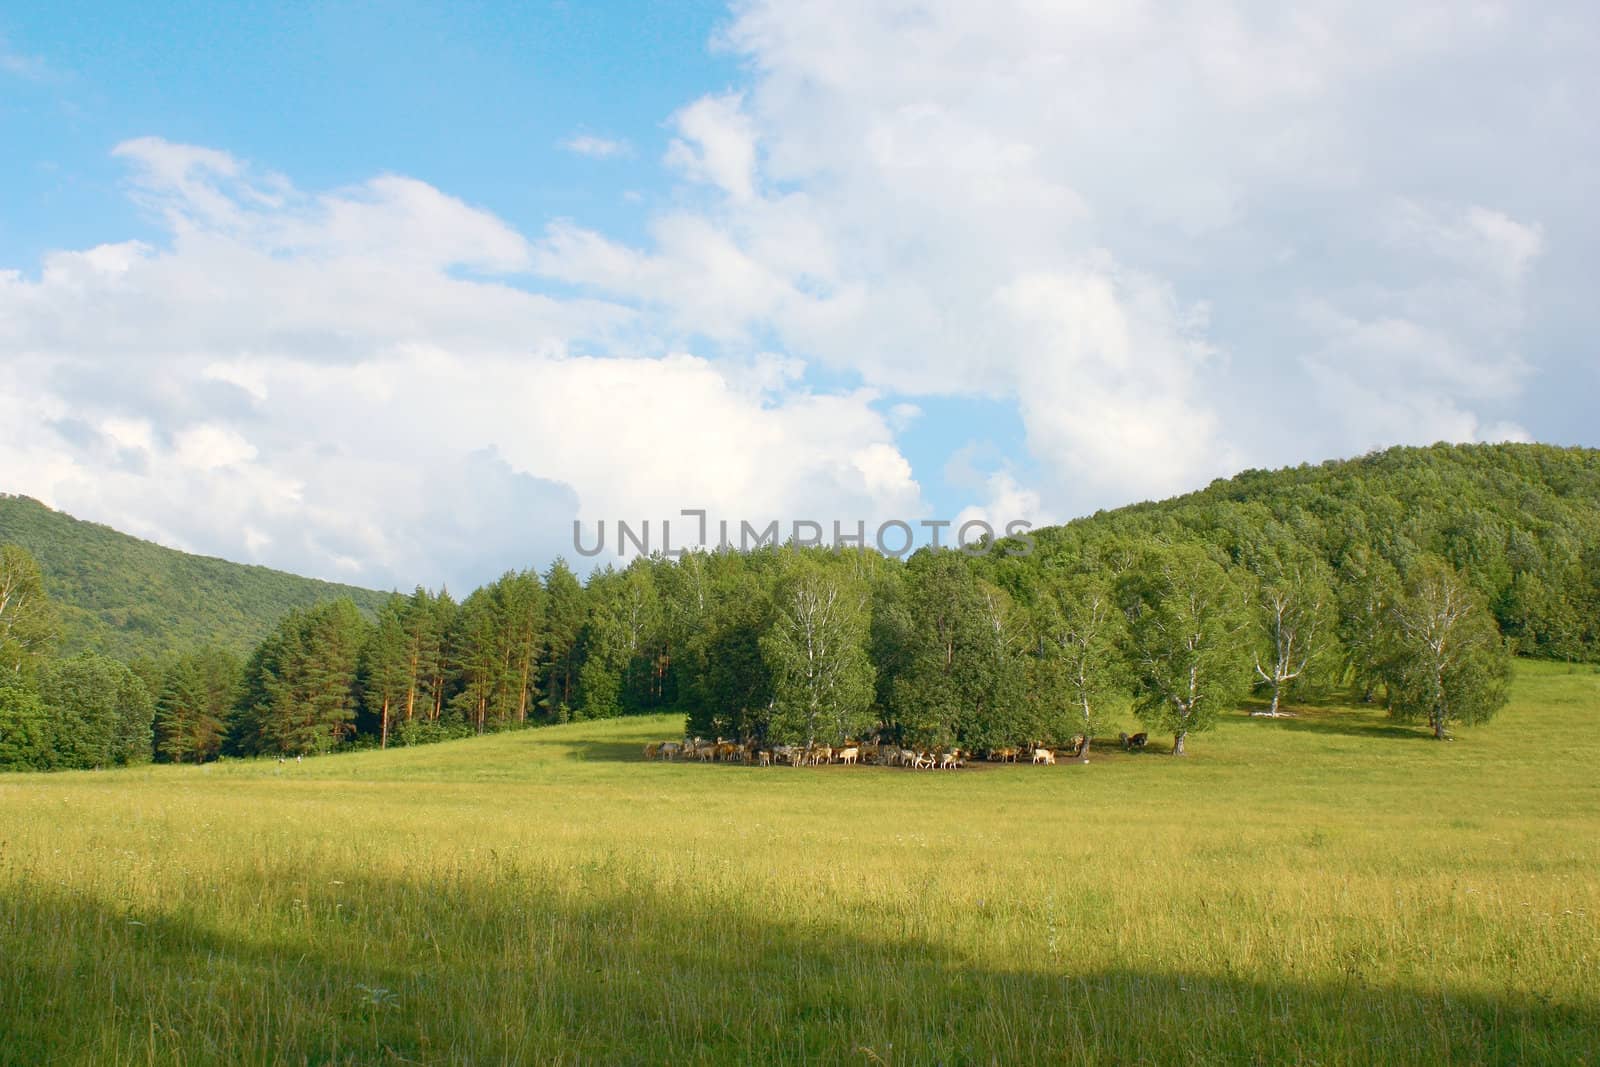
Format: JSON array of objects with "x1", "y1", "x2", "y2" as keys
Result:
[
  {"x1": 1387, "y1": 556, "x2": 1511, "y2": 740},
  {"x1": 1117, "y1": 544, "x2": 1253, "y2": 755}
]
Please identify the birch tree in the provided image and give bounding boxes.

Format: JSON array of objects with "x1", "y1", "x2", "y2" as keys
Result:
[
  {"x1": 1251, "y1": 553, "x2": 1336, "y2": 716},
  {"x1": 761, "y1": 555, "x2": 875, "y2": 746},
  {"x1": 1387, "y1": 557, "x2": 1510, "y2": 739},
  {"x1": 1117, "y1": 544, "x2": 1253, "y2": 755},
  {"x1": 1031, "y1": 571, "x2": 1123, "y2": 758},
  {"x1": 0, "y1": 544, "x2": 58, "y2": 677}
]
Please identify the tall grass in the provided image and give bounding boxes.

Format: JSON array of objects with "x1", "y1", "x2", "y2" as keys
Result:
[{"x1": 2, "y1": 661, "x2": 1597, "y2": 1064}]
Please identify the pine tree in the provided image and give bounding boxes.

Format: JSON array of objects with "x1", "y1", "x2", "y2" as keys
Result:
[
  {"x1": 154, "y1": 649, "x2": 237, "y2": 762},
  {"x1": 232, "y1": 600, "x2": 367, "y2": 755},
  {"x1": 542, "y1": 559, "x2": 585, "y2": 719},
  {"x1": 361, "y1": 597, "x2": 411, "y2": 748}
]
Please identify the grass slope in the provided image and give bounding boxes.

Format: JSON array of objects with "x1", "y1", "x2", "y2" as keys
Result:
[
  {"x1": 2, "y1": 662, "x2": 1597, "y2": 1064},
  {"x1": 0, "y1": 494, "x2": 391, "y2": 660}
]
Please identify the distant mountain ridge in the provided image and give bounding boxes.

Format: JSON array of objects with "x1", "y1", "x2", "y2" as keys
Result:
[{"x1": 0, "y1": 494, "x2": 391, "y2": 662}]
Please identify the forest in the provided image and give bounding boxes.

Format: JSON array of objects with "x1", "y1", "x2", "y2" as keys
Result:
[{"x1": 3, "y1": 441, "x2": 1598, "y2": 770}]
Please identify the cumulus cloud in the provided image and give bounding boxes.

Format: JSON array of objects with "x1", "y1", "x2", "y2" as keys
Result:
[
  {"x1": 542, "y1": 0, "x2": 1588, "y2": 508},
  {"x1": 665, "y1": 93, "x2": 760, "y2": 201},
  {"x1": 5, "y1": 1, "x2": 1595, "y2": 588},
  {"x1": 0, "y1": 140, "x2": 926, "y2": 589}
]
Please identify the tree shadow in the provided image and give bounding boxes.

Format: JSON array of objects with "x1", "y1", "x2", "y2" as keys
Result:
[
  {"x1": 1241, "y1": 687, "x2": 1372, "y2": 712},
  {"x1": 6, "y1": 873, "x2": 1589, "y2": 1065},
  {"x1": 1238, "y1": 707, "x2": 1436, "y2": 742},
  {"x1": 560, "y1": 737, "x2": 656, "y2": 764}
]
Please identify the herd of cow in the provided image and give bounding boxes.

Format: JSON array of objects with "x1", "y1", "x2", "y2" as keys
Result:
[{"x1": 642, "y1": 732, "x2": 1149, "y2": 768}]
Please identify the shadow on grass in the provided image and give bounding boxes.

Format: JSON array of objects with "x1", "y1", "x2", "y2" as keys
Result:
[
  {"x1": 560, "y1": 737, "x2": 654, "y2": 764},
  {"x1": 2, "y1": 877, "x2": 1591, "y2": 1066},
  {"x1": 1237, "y1": 707, "x2": 1435, "y2": 743}
]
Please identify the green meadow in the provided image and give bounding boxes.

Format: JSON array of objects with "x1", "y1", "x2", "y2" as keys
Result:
[{"x1": 3, "y1": 661, "x2": 1597, "y2": 1065}]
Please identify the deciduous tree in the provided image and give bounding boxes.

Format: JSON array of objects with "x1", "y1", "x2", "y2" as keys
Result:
[
  {"x1": 762, "y1": 554, "x2": 875, "y2": 746},
  {"x1": 1118, "y1": 545, "x2": 1253, "y2": 755},
  {"x1": 1387, "y1": 557, "x2": 1511, "y2": 739},
  {"x1": 1030, "y1": 570, "x2": 1123, "y2": 758},
  {"x1": 0, "y1": 544, "x2": 58, "y2": 677}
]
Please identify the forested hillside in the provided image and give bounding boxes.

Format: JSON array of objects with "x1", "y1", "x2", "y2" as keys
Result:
[
  {"x1": 1021, "y1": 442, "x2": 1600, "y2": 660},
  {"x1": 3, "y1": 442, "x2": 1597, "y2": 770},
  {"x1": 0, "y1": 495, "x2": 390, "y2": 661}
]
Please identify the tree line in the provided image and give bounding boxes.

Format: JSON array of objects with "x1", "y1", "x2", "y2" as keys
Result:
[{"x1": 2, "y1": 442, "x2": 1597, "y2": 769}]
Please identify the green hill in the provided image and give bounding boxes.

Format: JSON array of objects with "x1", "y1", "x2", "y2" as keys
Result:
[
  {"x1": 1018, "y1": 442, "x2": 1600, "y2": 661},
  {"x1": 0, "y1": 494, "x2": 391, "y2": 662}
]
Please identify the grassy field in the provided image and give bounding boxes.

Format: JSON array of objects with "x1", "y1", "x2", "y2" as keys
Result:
[{"x1": 2, "y1": 662, "x2": 1598, "y2": 1065}]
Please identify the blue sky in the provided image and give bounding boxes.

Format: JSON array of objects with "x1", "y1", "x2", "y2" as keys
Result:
[
  {"x1": 3, "y1": 2, "x2": 732, "y2": 259},
  {"x1": 3, "y1": 2, "x2": 1596, "y2": 591}
]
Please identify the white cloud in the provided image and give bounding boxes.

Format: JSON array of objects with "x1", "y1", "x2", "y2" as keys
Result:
[
  {"x1": 953, "y1": 471, "x2": 1056, "y2": 546},
  {"x1": 534, "y1": 0, "x2": 1585, "y2": 512},
  {"x1": 561, "y1": 134, "x2": 633, "y2": 160},
  {"x1": 172, "y1": 424, "x2": 258, "y2": 471},
  {"x1": 886, "y1": 403, "x2": 921, "y2": 432},
  {"x1": 665, "y1": 93, "x2": 759, "y2": 201},
  {"x1": 5, "y1": 1, "x2": 1595, "y2": 588},
  {"x1": 0, "y1": 141, "x2": 926, "y2": 590},
  {"x1": 0, "y1": 36, "x2": 53, "y2": 82}
]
